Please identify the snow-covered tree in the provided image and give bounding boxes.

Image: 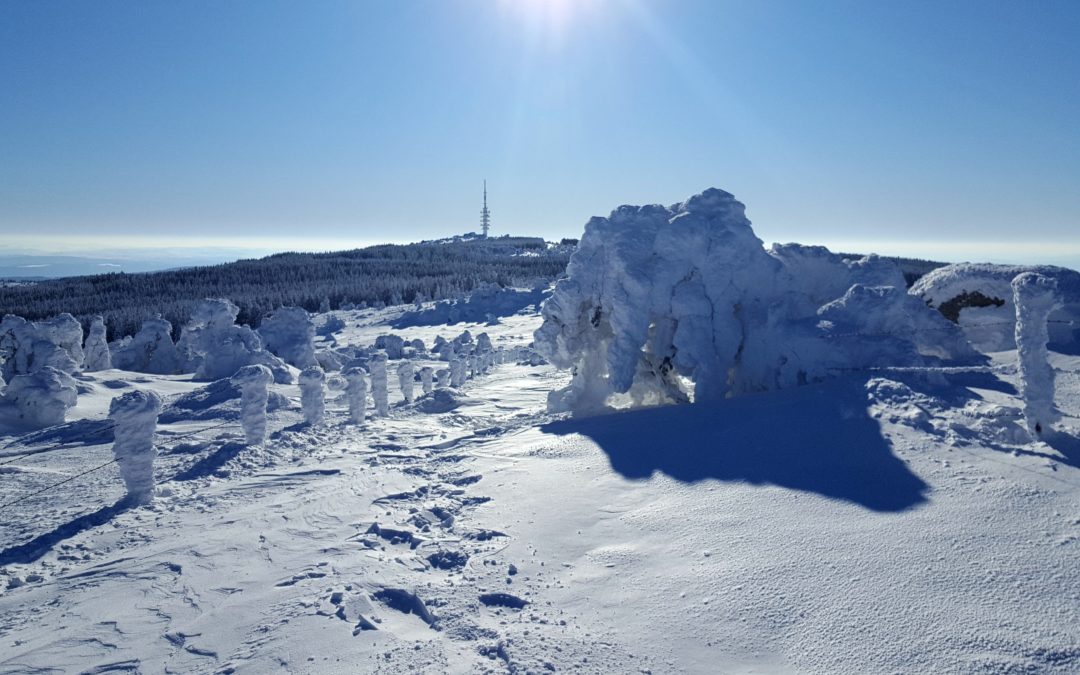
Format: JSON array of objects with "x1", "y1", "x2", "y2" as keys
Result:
[
  {"x1": 109, "y1": 389, "x2": 162, "y2": 505},
  {"x1": 343, "y1": 367, "x2": 368, "y2": 424},
  {"x1": 397, "y1": 361, "x2": 415, "y2": 404},
  {"x1": 111, "y1": 317, "x2": 180, "y2": 375},
  {"x1": 178, "y1": 299, "x2": 291, "y2": 383},
  {"x1": 1012, "y1": 273, "x2": 1062, "y2": 438},
  {"x1": 1, "y1": 367, "x2": 78, "y2": 428},
  {"x1": 420, "y1": 366, "x2": 434, "y2": 395},
  {"x1": 298, "y1": 366, "x2": 326, "y2": 426},
  {"x1": 258, "y1": 307, "x2": 317, "y2": 369},
  {"x1": 369, "y1": 352, "x2": 389, "y2": 417},
  {"x1": 83, "y1": 316, "x2": 112, "y2": 371},
  {"x1": 231, "y1": 364, "x2": 273, "y2": 446}
]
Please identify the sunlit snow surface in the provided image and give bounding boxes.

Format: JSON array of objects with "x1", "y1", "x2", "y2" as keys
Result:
[{"x1": 1, "y1": 303, "x2": 1079, "y2": 673}]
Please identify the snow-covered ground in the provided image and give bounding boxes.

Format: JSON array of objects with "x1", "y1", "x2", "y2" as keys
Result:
[{"x1": 2, "y1": 304, "x2": 1080, "y2": 673}]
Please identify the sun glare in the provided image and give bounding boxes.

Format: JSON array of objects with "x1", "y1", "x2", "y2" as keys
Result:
[{"x1": 499, "y1": 0, "x2": 599, "y2": 38}]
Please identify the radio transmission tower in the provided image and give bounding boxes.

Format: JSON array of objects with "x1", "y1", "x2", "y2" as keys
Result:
[{"x1": 480, "y1": 180, "x2": 491, "y2": 238}]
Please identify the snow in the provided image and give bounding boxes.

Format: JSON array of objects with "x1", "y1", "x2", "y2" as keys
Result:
[
  {"x1": 1013, "y1": 273, "x2": 1063, "y2": 438},
  {"x1": 369, "y1": 352, "x2": 390, "y2": 417},
  {"x1": 3, "y1": 265, "x2": 1080, "y2": 673},
  {"x1": 108, "y1": 389, "x2": 162, "y2": 505},
  {"x1": 396, "y1": 361, "x2": 415, "y2": 404},
  {"x1": 343, "y1": 367, "x2": 368, "y2": 424},
  {"x1": 0, "y1": 313, "x2": 83, "y2": 380}
]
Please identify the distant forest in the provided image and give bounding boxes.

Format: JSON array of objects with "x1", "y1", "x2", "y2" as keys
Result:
[{"x1": 0, "y1": 238, "x2": 571, "y2": 340}]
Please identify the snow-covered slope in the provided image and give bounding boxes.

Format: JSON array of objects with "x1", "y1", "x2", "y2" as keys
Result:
[{"x1": 2, "y1": 301, "x2": 1080, "y2": 674}]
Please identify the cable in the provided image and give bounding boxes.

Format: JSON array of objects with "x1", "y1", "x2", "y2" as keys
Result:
[{"x1": 0, "y1": 457, "x2": 119, "y2": 511}]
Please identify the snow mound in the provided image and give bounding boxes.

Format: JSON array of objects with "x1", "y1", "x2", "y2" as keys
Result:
[
  {"x1": 413, "y1": 388, "x2": 480, "y2": 414},
  {"x1": 911, "y1": 262, "x2": 1080, "y2": 351},
  {"x1": 536, "y1": 188, "x2": 981, "y2": 414}
]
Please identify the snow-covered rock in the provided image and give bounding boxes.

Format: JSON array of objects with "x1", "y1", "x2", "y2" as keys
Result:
[
  {"x1": 83, "y1": 316, "x2": 112, "y2": 372},
  {"x1": 109, "y1": 389, "x2": 162, "y2": 505},
  {"x1": 343, "y1": 367, "x2": 368, "y2": 424},
  {"x1": 111, "y1": 317, "x2": 180, "y2": 375},
  {"x1": 298, "y1": 366, "x2": 326, "y2": 426},
  {"x1": 1012, "y1": 273, "x2": 1062, "y2": 437},
  {"x1": 258, "y1": 307, "x2": 317, "y2": 369},
  {"x1": 231, "y1": 364, "x2": 273, "y2": 446},
  {"x1": 1, "y1": 367, "x2": 78, "y2": 428},
  {"x1": 911, "y1": 263, "x2": 1080, "y2": 351}
]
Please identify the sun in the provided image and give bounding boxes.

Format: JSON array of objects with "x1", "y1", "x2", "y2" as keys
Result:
[{"x1": 499, "y1": 0, "x2": 598, "y2": 37}]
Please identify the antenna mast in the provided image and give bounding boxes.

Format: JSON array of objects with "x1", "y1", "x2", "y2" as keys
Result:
[{"x1": 480, "y1": 180, "x2": 491, "y2": 238}]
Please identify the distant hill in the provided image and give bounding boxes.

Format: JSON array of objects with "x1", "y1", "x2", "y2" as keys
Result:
[{"x1": 0, "y1": 238, "x2": 571, "y2": 340}]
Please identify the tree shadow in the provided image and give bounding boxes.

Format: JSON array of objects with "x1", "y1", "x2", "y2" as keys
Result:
[
  {"x1": 0, "y1": 499, "x2": 130, "y2": 566},
  {"x1": 540, "y1": 377, "x2": 929, "y2": 513}
]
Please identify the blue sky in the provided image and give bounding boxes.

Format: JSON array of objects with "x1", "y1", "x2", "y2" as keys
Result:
[{"x1": 2, "y1": 0, "x2": 1079, "y2": 265}]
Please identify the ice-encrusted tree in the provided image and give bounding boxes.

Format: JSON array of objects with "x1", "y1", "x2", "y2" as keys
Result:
[
  {"x1": 0, "y1": 314, "x2": 84, "y2": 380},
  {"x1": 1012, "y1": 273, "x2": 1062, "y2": 438},
  {"x1": 231, "y1": 364, "x2": 273, "y2": 446},
  {"x1": 436, "y1": 368, "x2": 450, "y2": 389},
  {"x1": 419, "y1": 366, "x2": 434, "y2": 395},
  {"x1": 111, "y1": 317, "x2": 180, "y2": 375},
  {"x1": 83, "y1": 316, "x2": 112, "y2": 371},
  {"x1": 397, "y1": 361, "x2": 415, "y2": 404},
  {"x1": 177, "y1": 299, "x2": 290, "y2": 383},
  {"x1": 535, "y1": 187, "x2": 981, "y2": 414},
  {"x1": 109, "y1": 389, "x2": 162, "y2": 505},
  {"x1": 343, "y1": 367, "x2": 368, "y2": 424},
  {"x1": 258, "y1": 307, "x2": 317, "y2": 369},
  {"x1": 298, "y1": 366, "x2": 326, "y2": 426},
  {"x1": 369, "y1": 352, "x2": 390, "y2": 417},
  {"x1": 2, "y1": 367, "x2": 79, "y2": 428}
]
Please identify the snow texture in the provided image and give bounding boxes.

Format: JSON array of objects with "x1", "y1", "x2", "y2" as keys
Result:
[
  {"x1": 536, "y1": 187, "x2": 980, "y2": 414},
  {"x1": 231, "y1": 364, "x2": 273, "y2": 446},
  {"x1": 257, "y1": 306, "x2": 317, "y2": 369},
  {"x1": 298, "y1": 366, "x2": 326, "y2": 426},
  {"x1": 912, "y1": 262, "x2": 1080, "y2": 351},
  {"x1": 1012, "y1": 273, "x2": 1063, "y2": 437},
  {"x1": 397, "y1": 362, "x2": 414, "y2": 404},
  {"x1": 108, "y1": 389, "x2": 162, "y2": 505},
  {"x1": 343, "y1": 367, "x2": 368, "y2": 424},
  {"x1": 82, "y1": 316, "x2": 112, "y2": 372},
  {"x1": 111, "y1": 317, "x2": 180, "y2": 375},
  {"x1": 177, "y1": 299, "x2": 291, "y2": 383},
  {"x1": 370, "y1": 352, "x2": 390, "y2": 417},
  {"x1": 1, "y1": 367, "x2": 78, "y2": 429}
]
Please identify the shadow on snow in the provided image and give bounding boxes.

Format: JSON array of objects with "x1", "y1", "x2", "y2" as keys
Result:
[
  {"x1": 0, "y1": 499, "x2": 130, "y2": 566},
  {"x1": 541, "y1": 377, "x2": 930, "y2": 513}
]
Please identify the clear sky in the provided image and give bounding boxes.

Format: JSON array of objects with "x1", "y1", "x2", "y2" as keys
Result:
[{"x1": 2, "y1": 0, "x2": 1079, "y2": 265}]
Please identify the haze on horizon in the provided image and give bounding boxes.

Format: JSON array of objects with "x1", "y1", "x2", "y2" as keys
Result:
[{"x1": 3, "y1": 0, "x2": 1079, "y2": 268}]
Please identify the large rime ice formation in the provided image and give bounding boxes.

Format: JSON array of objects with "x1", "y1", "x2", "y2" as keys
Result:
[
  {"x1": 177, "y1": 299, "x2": 290, "y2": 383},
  {"x1": 343, "y1": 367, "x2": 368, "y2": 424},
  {"x1": 1012, "y1": 273, "x2": 1062, "y2": 437},
  {"x1": 420, "y1": 366, "x2": 434, "y2": 395},
  {"x1": 1, "y1": 367, "x2": 79, "y2": 428},
  {"x1": 231, "y1": 364, "x2": 273, "y2": 445},
  {"x1": 83, "y1": 316, "x2": 112, "y2": 372},
  {"x1": 0, "y1": 313, "x2": 84, "y2": 380},
  {"x1": 109, "y1": 389, "x2": 162, "y2": 505},
  {"x1": 369, "y1": 352, "x2": 390, "y2": 417},
  {"x1": 111, "y1": 317, "x2": 180, "y2": 375},
  {"x1": 535, "y1": 188, "x2": 982, "y2": 414},
  {"x1": 397, "y1": 361, "x2": 415, "y2": 404},
  {"x1": 257, "y1": 307, "x2": 317, "y2": 369},
  {"x1": 912, "y1": 263, "x2": 1080, "y2": 351},
  {"x1": 298, "y1": 366, "x2": 326, "y2": 426}
]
